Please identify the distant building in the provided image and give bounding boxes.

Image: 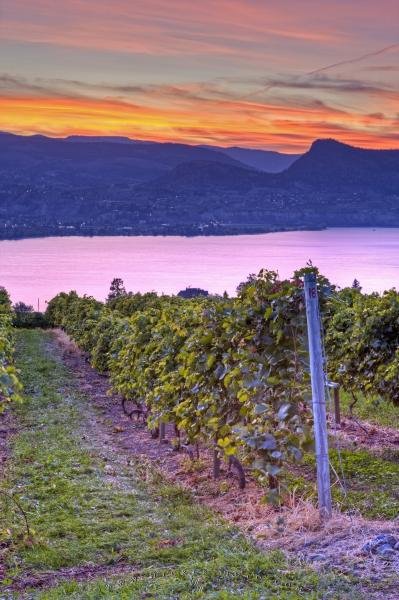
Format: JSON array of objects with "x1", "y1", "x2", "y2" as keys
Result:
[{"x1": 177, "y1": 287, "x2": 209, "y2": 298}]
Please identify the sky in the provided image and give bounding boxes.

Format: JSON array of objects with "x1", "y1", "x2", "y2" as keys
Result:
[{"x1": 0, "y1": 0, "x2": 398, "y2": 152}]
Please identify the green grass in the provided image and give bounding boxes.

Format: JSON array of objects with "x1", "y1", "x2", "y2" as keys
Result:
[
  {"x1": 0, "y1": 330, "x2": 367, "y2": 598},
  {"x1": 329, "y1": 448, "x2": 399, "y2": 519},
  {"x1": 284, "y1": 448, "x2": 399, "y2": 520},
  {"x1": 339, "y1": 389, "x2": 399, "y2": 428}
]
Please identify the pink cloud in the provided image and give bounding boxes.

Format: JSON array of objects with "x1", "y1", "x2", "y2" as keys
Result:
[
  {"x1": 0, "y1": 0, "x2": 385, "y2": 60},
  {"x1": 1, "y1": 0, "x2": 398, "y2": 150}
]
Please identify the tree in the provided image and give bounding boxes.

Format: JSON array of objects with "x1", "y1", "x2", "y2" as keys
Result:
[
  {"x1": 352, "y1": 279, "x2": 362, "y2": 290},
  {"x1": 0, "y1": 286, "x2": 11, "y2": 307},
  {"x1": 107, "y1": 278, "x2": 127, "y2": 302},
  {"x1": 13, "y1": 301, "x2": 34, "y2": 313}
]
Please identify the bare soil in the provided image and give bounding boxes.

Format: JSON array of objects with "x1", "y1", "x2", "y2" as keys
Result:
[
  {"x1": 10, "y1": 562, "x2": 144, "y2": 593},
  {"x1": 336, "y1": 417, "x2": 399, "y2": 452}
]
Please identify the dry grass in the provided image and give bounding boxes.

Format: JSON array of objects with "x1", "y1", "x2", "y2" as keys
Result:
[
  {"x1": 254, "y1": 498, "x2": 359, "y2": 547},
  {"x1": 52, "y1": 328, "x2": 87, "y2": 364},
  {"x1": 251, "y1": 495, "x2": 399, "y2": 590}
]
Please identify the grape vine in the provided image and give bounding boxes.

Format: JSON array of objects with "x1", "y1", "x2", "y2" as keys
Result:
[
  {"x1": 326, "y1": 287, "x2": 399, "y2": 406},
  {"x1": 46, "y1": 270, "x2": 315, "y2": 494},
  {"x1": 0, "y1": 287, "x2": 22, "y2": 409}
]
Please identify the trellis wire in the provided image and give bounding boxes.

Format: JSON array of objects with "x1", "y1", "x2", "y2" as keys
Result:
[{"x1": 317, "y1": 292, "x2": 349, "y2": 500}]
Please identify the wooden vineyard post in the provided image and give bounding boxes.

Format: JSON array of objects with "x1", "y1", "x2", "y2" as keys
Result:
[
  {"x1": 213, "y1": 449, "x2": 221, "y2": 479},
  {"x1": 159, "y1": 422, "x2": 166, "y2": 443},
  {"x1": 333, "y1": 386, "x2": 341, "y2": 425},
  {"x1": 327, "y1": 381, "x2": 341, "y2": 425},
  {"x1": 304, "y1": 273, "x2": 332, "y2": 519}
]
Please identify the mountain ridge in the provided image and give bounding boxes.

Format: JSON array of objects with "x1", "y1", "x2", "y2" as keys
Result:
[
  {"x1": 200, "y1": 144, "x2": 301, "y2": 172},
  {"x1": 1, "y1": 133, "x2": 398, "y2": 239},
  {"x1": 0, "y1": 131, "x2": 300, "y2": 173}
]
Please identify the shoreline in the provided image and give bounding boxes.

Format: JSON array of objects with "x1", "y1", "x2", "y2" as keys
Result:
[{"x1": 2, "y1": 224, "x2": 397, "y2": 242}]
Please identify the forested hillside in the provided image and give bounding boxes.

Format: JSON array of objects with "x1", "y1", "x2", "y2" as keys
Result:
[{"x1": 1, "y1": 134, "x2": 399, "y2": 239}]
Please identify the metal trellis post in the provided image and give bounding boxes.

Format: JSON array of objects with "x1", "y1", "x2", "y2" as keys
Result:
[{"x1": 304, "y1": 273, "x2": 332, "y2": 519}]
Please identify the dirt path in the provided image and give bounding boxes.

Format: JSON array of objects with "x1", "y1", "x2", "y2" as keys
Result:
[
  {"x1": 51, "y1": 329, "x2": 399, "y2": 597},
  {"x1": 9, "y1": 563, "x2": 144, "y2": 594},
  {"x1": 333, "y1": 417, "x2": 399, "y2": 452}
]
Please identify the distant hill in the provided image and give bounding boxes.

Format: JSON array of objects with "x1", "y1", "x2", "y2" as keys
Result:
[
  {"x1": 203, "y1": 145, "x2": 301, "y2": 173},
  {"x1": 1, "y1": 133, "x2": 398, "y2": 239},
  {"x1": 144, "y1": 138, "x2": 399, "y2": 196},
  {"x1": 285, "y1": 138, "x2": 399, "y2": 192},
  {"x1": 0, "y1": 131, "x2": 242, "y2": 185},
  {"x1": 66, "y1": 135, "x2": 140, "y2": 144},
  {"x1": 64, "y1": 136, "x2": 301, "y2": 172},
  {"x1": 151, "y1": 160, "x2": 273, "y2": 190}
]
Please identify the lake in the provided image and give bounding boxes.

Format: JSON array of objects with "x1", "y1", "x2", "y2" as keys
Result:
[{"x1": 1, "y1": 228, "x2": 399, "y2": 307}]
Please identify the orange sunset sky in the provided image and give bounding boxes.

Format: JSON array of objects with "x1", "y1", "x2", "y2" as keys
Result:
[{"x1": 0, "y1": 0, "x2": 398, "y2": 152}]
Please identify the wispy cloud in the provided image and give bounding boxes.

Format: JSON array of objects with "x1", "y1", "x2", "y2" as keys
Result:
[
  {"x1": 0, "y1": 0, "x2": 346, "y2": 59},
  {"x1": 240, "y1": 43, "x2": 399, "y2": 101},
  {"x1": 1, "y1": 73, "x2": 398, "y2": 151},
  {"x1": 2, "y1": 72, "x2": 398, "y2": 108},
  {"x1": 1, "y1": 1, "x2": 398, "y2": 150}
]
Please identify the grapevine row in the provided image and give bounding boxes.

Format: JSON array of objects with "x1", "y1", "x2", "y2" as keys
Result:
[
  {"x1": 326, "y1": 286, "x2": 399, "y2": 407},
  {"x1": 46, "y1": 270, "x2": 315, "y2": 495},
  {"x1": 0, "y1": 287, "x2": 22, "y2": 410},
  {"x1": 46, "y1": 270, "x2": 399, "y2": 494}
]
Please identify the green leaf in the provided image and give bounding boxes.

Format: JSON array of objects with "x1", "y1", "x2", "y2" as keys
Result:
[
  {"x1": 264, "y1": 306, "x2": 273, "y2": 320},
  {"x1": 206, "y1": 354, "x2": 216, "y2": 369}
]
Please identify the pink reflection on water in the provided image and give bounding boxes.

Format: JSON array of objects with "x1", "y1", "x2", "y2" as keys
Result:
[{"x1": 1, "y1": 228, "x2": 399, "y2": 306}]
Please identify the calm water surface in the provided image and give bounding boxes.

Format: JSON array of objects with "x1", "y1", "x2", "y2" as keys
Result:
[{"x1": 1, "y1": 229, "x2": 399, "y2": 306}]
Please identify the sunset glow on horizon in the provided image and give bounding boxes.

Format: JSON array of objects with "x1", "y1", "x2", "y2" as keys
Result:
[{"x1": 0, "y1": 0, "x2": 398, "y2": 152}]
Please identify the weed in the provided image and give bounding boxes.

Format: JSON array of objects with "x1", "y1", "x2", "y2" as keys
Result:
[{"x1": 339, "y1": 390, "x2": 399, "y2": 429}]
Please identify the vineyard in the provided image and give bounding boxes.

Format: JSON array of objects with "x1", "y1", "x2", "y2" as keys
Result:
[
  {"x1": 46, "y1": 269, "x2": 318, "y2": 497},
  {"x1": 1, "y1": 271, "x2": 399, "y2": 598},
  {"x1": 0, "y1": 287, "x2": 21, "y2": 409},
  {"x1": 45, "y1": 270, "x2": 399, "y2": 494}
]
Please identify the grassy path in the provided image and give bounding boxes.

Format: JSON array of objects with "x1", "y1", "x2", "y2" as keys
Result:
[{"x1": 0, "y1": 330, "x2": 369, "y2": 598}]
